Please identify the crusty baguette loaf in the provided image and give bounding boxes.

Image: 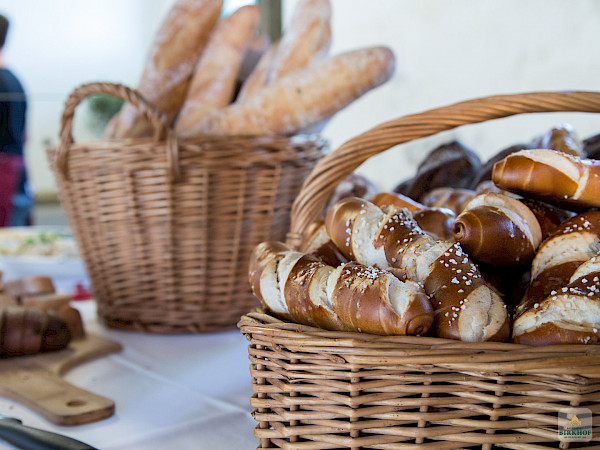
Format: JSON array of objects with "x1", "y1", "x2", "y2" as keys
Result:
[
  {"x1": 512, "y1": 211, "x2": 600, "y2": 344},
  {"x1": 453, "y1": 193, "x2": 542, "y2": 266},
  {"x1": 236, "y1": 40, "x2": 280, "y2": 102},
  {"x1": 492, "y1": 149, "x2": 600, "y2": 210},
  {"x1": 174, "y1": 5, "x2": 261, "y2": 133},
  {"x1": 183, "y1": 46, "x2": 395, "y2": 137},
  {"x1": 266, "y1": 0, "x2": 332, "y2": 83},
  {"x1": 0, "y1": 306, "x2": 71, "y2": 357},
  {"x1": 249, "y1": 241, "x2": 433, "y2": 336},
  {"x1": 104, "y1": 0, "x2": 223, "y2": 138},
  {"x1": 325, "y1": 197, "x2": 510, "y2": 342}
]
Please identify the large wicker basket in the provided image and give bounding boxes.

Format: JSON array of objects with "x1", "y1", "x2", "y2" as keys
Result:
[
  {"x1": 239, "y1": 90, "x2": 600, "y2": 449},
  {"x1": 47, "y1": 82, "x2": 327, "y2": 334}
]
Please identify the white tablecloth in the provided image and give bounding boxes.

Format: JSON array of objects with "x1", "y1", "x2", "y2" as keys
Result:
[{"x1": 0, "y1": 301, "x2": 257, "y2": 450}]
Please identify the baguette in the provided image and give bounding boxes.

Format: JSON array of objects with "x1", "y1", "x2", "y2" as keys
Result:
[
  {"x1": 492, "y1": 149, "x2": 600, "y2": 210},
  {"x1": 266, "y1": 0, "x2": 332, "y2": 83},
  {"x1": 325, "y1": 197, "x2": 510, "y2": 342},
  {"x1": 104, "y1": 0, "x2": 223, "y2": 138},
  {"x1": 249, "y1": 241, "x2": 433, "y2": 336},
  {"x1": 236, "y1": 40, "x2": 280, "y2": 102},
  {"x1": 184, "y1": 46, "x2": 395, "y2": 137},
  {"x1": 175, "y1": 5, "x2": 261, "y2": 133},
  {"x1": 453, "y1": 193, "x2": 542, "y2": 266}
]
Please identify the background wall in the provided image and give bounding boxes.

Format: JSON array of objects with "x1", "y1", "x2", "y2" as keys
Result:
[{"x1": 1, "y1": 0, "x2": 599, "y2": 198}]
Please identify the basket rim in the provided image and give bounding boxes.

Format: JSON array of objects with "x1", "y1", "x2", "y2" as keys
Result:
[{"x1": 239, "y1": 308, "x2": 600, "y2": 376}]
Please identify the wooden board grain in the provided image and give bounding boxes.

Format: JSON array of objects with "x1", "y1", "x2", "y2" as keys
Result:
[{"x1": 0, "y1": 334, "x2": 122, "y2": 425}]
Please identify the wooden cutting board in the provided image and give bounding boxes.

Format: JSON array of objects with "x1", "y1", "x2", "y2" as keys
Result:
[{"x1": 0, "y1": 334, "x2": 122, "y2": 426}]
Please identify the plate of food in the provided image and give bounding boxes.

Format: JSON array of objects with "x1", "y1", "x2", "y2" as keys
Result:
[{"x1": 0, "y1": 227, "x2": 89, "y2": 294}]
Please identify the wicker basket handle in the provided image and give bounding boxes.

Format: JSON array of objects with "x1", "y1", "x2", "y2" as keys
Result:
[
  {"x1": 287, "y1": 90, "x2": 600, "y2": 247},
  {"x1": 55, "y1": 82, "x2": 180, "y2": 180}
]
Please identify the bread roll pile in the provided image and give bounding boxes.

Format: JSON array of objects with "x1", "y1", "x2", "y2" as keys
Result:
[
  {"x1": 249, "y1": 123, "x2": 600, "y2": 345},
  {"x1": 103, "y1": 0, "x2": 395, "y2": 139}
]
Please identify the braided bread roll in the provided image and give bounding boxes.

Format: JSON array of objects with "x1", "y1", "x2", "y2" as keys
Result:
[
  {"x1": 325, "y1": 197, "x2": 510, "y2": 342},
  {"x1": 249, "y1": 241, "x2": 433, "y2": 336},
  {"x1": 453, "y1": 193, "x2": 542, "y2": 266},
  {"x1": 492, "y1": 149, "x2": 600, "y2": 210}
]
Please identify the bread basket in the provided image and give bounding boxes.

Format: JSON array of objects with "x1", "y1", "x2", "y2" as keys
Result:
[
  {"x1": 47, "y1": 82, "x2": 327, "y2": 334},
  {"x1": 238, "y1": 90, "x2": 600, "y2": 448}
]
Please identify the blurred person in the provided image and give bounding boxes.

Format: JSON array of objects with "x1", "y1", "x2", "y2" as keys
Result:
[{"x1": 0, "y1": 12, "x2": 31, "y2": 227}]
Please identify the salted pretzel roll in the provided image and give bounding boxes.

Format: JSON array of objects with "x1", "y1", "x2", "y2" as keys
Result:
[
  {"x1": 513, "y1": 254, "x2": 600, "y2": 346},
  {"x1": 325, "y1": 197, "x2": 509, "y2": 342},
  {"x1": 249, "y1": 241, "x2": 433, "y2": 336}
]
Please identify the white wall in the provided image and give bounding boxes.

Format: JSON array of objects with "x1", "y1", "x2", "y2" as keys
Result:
[
  {"x1": 285, "y1": 0, "x2": 600, "y2": 191},
  {"x1": 1, "y1": 0, "x2": 600, "y2": 196}
]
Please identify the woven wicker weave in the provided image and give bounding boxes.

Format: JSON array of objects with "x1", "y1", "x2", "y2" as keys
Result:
[
  {"x1": 239, "y1": 90, "x2": 600, "y2": 448},
  {"x1": 47, "y1": 82, "x2": 327, "y2": 334}
]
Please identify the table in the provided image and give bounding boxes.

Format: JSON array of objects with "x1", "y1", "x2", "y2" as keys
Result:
[{"x1": 0, "y1": 301, "x2": 257, "y2": 450}]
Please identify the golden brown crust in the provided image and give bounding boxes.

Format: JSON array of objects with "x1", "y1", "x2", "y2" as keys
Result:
[
  {"x1": 492, "y1": 149, "x2": 600, "y2": 210},
  {"x1": 513, "y1": 322, "x2": 600, "y2": 346},
  {"x1": 187, "y1": 46, "x2": 395, "y2": 137},
  {"x1": 175, "y1": 5, "x2": 261, "y2": 133},
  {"x1": 104, "y1": 0, "x2": 223, "y2": 138},
  {"x1": 370, "y1": 192, "x2": 423, "y2": 213}
]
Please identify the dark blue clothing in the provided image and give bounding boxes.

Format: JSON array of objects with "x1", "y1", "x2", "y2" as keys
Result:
[
  {"x1": 0, "y1": 67, "x2": 31, "y2": 226},
  {"x1": 0, "y1": 67, "x2": 27, "y2": 155}
]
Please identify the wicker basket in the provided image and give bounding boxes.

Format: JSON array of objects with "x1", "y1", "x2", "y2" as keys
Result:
[
  {"x1": 47, "y1": 82, "x2": 327, "y2": 334},
  {"x1": 238, "y1": 90, "x2": 600, "y2": 449}
]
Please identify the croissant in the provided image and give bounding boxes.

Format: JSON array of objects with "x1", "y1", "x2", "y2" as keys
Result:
[{"x1": 0, "y1": 306, "x2": 71, "y2": 357}]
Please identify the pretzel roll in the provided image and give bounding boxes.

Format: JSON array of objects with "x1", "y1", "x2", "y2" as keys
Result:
[
  {"x1": 530, "y1": 123, "x2": 584, "y2": 157},
  {"x1": 513, "y1": 255, "x2": 600, "y2": 345},
  {"x1": 412, "y1": 207, "x2": 456, "y2": 241},
  {"x1": 514, "y1": 211, "x2": 600, "y2": 323},
  {"x1": 324, "y1": 173, "x2": 379, "y2": 215},
  {"x1": 3, "y1": 276, "x2": 55, "y2": 298},
  {"x1": 584, "y1": 132, "x2": 600, "y2": 160},
  {"x1": 420, "y1": 187, "x2": 476, "y2": 215},
  {"x1": 518, "y1": 198, "x2": 574, "y2": 240},
  {"x1": 470, "y1": 143, "x2": 531, "y2": 188},
  {"x1": 393, "y1": 141, "x2": 481, "y2": 201},
  {"x1": 325, "y1": 197, "x2": 509, "y2": 342},
  {"x1": 370, "y1": 192, "x2": 423, "y2": 213},
  {"x1": 452, "y1": 193, "x2": 542, "y2": 266},
  {"x1": 492, "y1": 149, "x2": 600, "y2": 210},
  {"x1": 248, "y1": 241, "x2": 433, "y2": 336},
  {"x1": 299, "y1": 220, "x2": 347, "y2": 267}
]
